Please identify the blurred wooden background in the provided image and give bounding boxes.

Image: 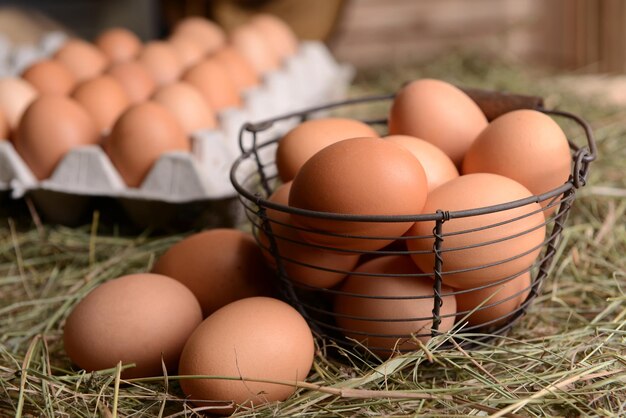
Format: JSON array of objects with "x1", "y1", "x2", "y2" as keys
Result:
[
  {"x1": 3, "y1": 0, "x2": 626, "y2": 73},
  {"x1": 330, "y1": 0, "x2": 626, "y2": 72}
]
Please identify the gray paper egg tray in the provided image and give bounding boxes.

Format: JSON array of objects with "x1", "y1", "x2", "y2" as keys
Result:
[{"x1": 0, "y1": 32, "x2": 354, "y2": 228}]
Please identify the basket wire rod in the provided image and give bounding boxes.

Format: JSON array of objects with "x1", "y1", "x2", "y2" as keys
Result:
[
  {"x1": 256, "y1": 198, "x2": 323, "y2": 335},
  {"x1": 542, "y1": 108, "x2": 597, "y2": 163},
  {"x1": 245, "y1": 93, "x2": 396, "y2": 135},
  {"x1": 573, "y1": 148, "x2": 592, "y2": 189},
  {"x1": 431, "y1": 210, "x2": 449, "y2": 336},
  {"x1": 249, "y1": 132, "x2": 273, "y2": 196},
  {"x1": 530, "y1": 186, "x2": 575, "y2": 302}
]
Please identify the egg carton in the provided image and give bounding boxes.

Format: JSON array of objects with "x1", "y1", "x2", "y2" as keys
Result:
[
  {"x1": 0, "y1": 31, "x2": 68, "y2": 78},
  {"x1": 0, "y1": 40, "x2": 355, "y2": 228}
]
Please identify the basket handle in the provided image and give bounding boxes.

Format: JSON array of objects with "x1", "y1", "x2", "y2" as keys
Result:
[
  {"x1": 460, "y1": 88, "x2": 544, "y2": 121},
  {"x1": 460, "y1": 87, "x2": 597, "y2": 182}
]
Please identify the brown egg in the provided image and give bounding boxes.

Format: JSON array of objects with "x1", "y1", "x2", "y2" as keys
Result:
[
  {"x1": 152, "y1": 81, "x2": 217, "y2": 134},
  {"x1": 276, "y1": 118, "x2": 380, "y2": 182},
  {"x1": 107, "y1": 61, "x2": 156, "y2": 103},
  {"x1": 179, "y1": 297, "x2": 314, "y2": 415},
  {"x1": 54, "y1": 39, "x2": 108, "y2": 81},
  {"x1": 106, "y1": 102, "x2": 190, "y2": 187},
  {"x1": 137, "y1": 41, "x2": 183, "y2": 85},
  {"x1": 230, "y1": 25, "x2": 280, "y2": 74},
  {"x1": 14, "y1": 96, "x2": 100, "y2": 179},
  {"x1": 183, "y1": 58, "x2": 242, "y2": 110},
  {"x1": 72, "y1": 75, "x2": 130, "y2": 133},
  {"x1": 334, "y1": 256, "x2": 457, "y2": 356},
  {"x1": 168, "y1": 35, "x2": 205, "y2": 69},
  {"x1": 0, "y1": 109, "x2": 8, "y2": 139},
  {"x1": 388, "y1": 79, "x2": 488, "y2": 167},
  {"x1": 172, "y1": 16, "x2": 226, "y2": 55},
  {"x1": 21, "y1": 59, "x2": 76, "y2": 95},
  {"x1": 386, "y1": 135, "x2": 459, "y2": 192},
  {"x1": 250, "y1": 14, "x2": 298, "y2": 61},
  {"x1": 212, "y1": 46, "x2": 259, "y2": 91},
  {"x1": 463, "y1": 109, "x2": 572, "y2": 215},
  {"x1": 152, "y1": 229, "x2": 273, "y2": 317},
  {"x1": 258, "y1": 182, "x2": 360, "y2": 288},
  {"x1": 63, "y1": 273, "x2": 202, "y2": 378},
  {"x1": 455, "y1": 272, "x2": 531, "y2": 328},
  {"x1": 0, "y1": 77, "x2": 37, "y2": 130},
  {"x1": 407, "y1": 173, "x2": 546, "y2": 289},
  {"x1": 95, "y1": 27, "x2": 142, "y2": 63},
  {"x1": 289, "y1": 137, "x2": 428, "y2": 251}
]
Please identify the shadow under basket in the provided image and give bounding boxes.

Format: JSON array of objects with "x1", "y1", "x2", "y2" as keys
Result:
[{"x1": 230, "y1": 89, "x2": 596, "y2": 357}]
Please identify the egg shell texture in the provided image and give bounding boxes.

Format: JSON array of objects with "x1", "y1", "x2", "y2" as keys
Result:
[
  {"x1": 386, "y1": 134, "x2": 459, "y2": 192},
  {"x1": 334, "y1": 255, "x2": 457, "y2": 355},
  {"x1": 72, "y1": 75, "x2": 130, "y2": 133},
  {"x1": 388, "y1": 79, "x2": 488, "y2": 167},
  {"x1": 21, "y1": 59, "x2": 76, "y2": 96},
  {"x1": 107, "y1": 61, "x2": 156, "y2": 103},
  {"x1": 183, "y1": 58, "x2": 242, "y2": 110},
  {"x1": 54, "y1": 39, "x2": 108, "y2": 81},
  {"x1": 138, "y1": 41, "x2": 183, "y2": 85},
  {"x1": 212, "y1": 46, "x2": 260, "y2": 91},
  {"x1": 250, "y1": 14, "x2": 298, "y2": 60},
  {"x1": 173, "y1": 17, "x2": 226, "y2": 54},
  {"x1": 258, "y1": 182, "x2": 360, "y2": 288},
  {"x1": 152, "y1": 228, "x2": 273, "y2": 317},
  {"x1": 455, "y1": 271, "x2": 531, "y2": 328},
  {"x1": 178, "y1": 297, "x2": 314, "y2": 414},
  {"x1": 276, "y1": 117, "x2": 380, "y2": 182},
  {"x1": 0, "y1": 77, "x2": 38, "y2": 130},
  {"x1": 230, "y1": 25, "x2": 280, "y2": 74},
  {"x1": 0, "y1": 110, "x2": 8, "y2": 139},
  {"x1": 63, "y1": 273, "x2": 203, "y2": 378},
  {"x1": 168, "y1": 35, "x2": 205, "y2": 69},
  {"x1": 95, "y1": 27, "x2": 142, "y2": 63},
  {"x1": 152, "y1": 81, "x2": 217, "y2": 134},
  {"x1": 289, "y1": 137, "x2": 428, "y2": 251},
  {"x1": 13, "y1": 96, "x2": 100, "y2": 180},
  {"x1": 462, "y1": 109, "x2": 571, "y2": 214},
  {"x1": 106, "y1": 101, "x2": 190, "y2": 187},
  {"x1": 407, "y1": 173, "x2": 546, "y2": 289}
]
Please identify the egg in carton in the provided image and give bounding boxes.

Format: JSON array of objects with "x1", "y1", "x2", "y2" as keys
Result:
[{"x1": 0, "y1": 34, "x2": 354, "y2": 229}]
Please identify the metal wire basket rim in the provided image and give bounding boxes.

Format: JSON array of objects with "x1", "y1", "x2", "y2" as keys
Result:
[
  {"x1": 230, "y1": 92, "x2": 595, "y2": 223},
  {"x1": 236, "y1": 94, "x2": 596, "y2": 164}
]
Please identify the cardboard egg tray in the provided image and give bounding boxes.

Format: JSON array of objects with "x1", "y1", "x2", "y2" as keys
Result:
[{"x1": 0, "y1": 32, "x2": 354, "y2": 228}]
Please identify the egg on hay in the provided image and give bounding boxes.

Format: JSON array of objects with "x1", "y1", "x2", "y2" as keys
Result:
[
  {"x1": 63, "y1": 273, "x2": 202, "y2": 378},
  {"x1": 178, "y1": 297, "x2": 315, "y2": 415}
]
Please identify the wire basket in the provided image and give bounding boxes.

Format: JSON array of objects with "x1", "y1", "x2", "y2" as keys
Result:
[{"x1": 230, "y1": 88, "x2": 596, "y2": 356}]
